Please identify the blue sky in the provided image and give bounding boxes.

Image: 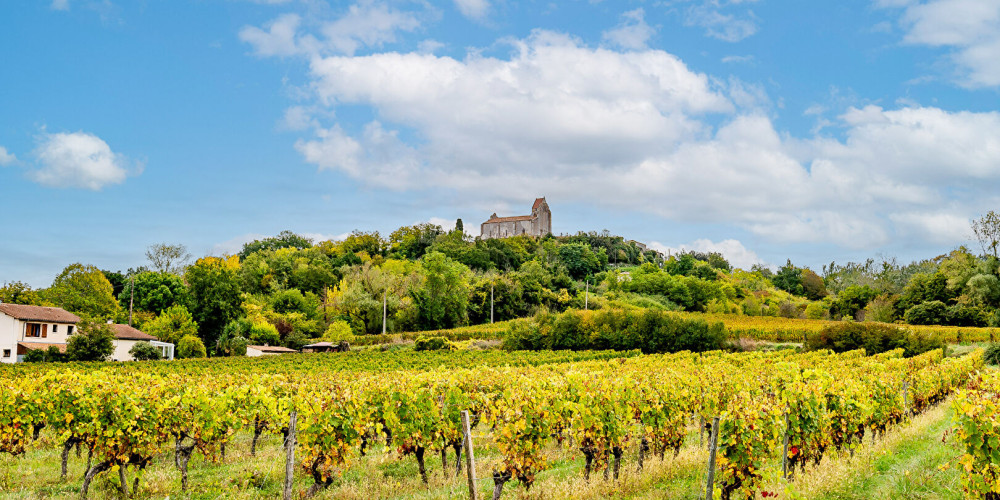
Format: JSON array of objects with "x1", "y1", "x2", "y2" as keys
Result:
[{"x1": 2, "y1": 0, "x2": 1000, "y2": 287}]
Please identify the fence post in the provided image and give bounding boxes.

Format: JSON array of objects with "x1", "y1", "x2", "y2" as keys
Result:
[
  {"x1": 705, "y1": 416, "x2": 720, "y2": 500},
  {"x1": 781, "y1": 412, "x2": 791, "y2": 480},
  {"x1": 284, "y1": 411, "x2": 297, "y2": 500},
  {"x1": 461, "y1": 411, "x2": 478, "y2": 500}
]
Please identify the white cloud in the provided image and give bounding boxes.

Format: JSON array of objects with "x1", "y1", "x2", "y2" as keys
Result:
[
  {"x1": 602, "y1": 8, "x2": 655, "y2": 50},
  {"x1": 249, "y1": 25, "x2": 1000, "y2": 250},
  {"x1": 880, "y1": 0, "x2": 1000, "y2": 87},
  {"x1": 427, "y1": 217, "x2": 458, "y2": 232},
  {"x1": 682, "y1": 1, "x2": 760, "y2": 42},
  {"x1": 721, "y1": 54, "x2": 754, "y2": 64},
  {"x1": 302, "y1": 232, "x2": 351, "y2": 243},
  {"x1": 28, "y1": 131, "x2": 138, "y2": 190},
  {"x1": 240, "y1": 2, "x2": 421, "y2": 58},
  {"x1": 453, "y1": 0, "x2": 489, "y2": 21},
  {"x1": 0, "y1": 146, "x2": 16, "y2": 165},
  {"x1": 210, "y1": 233, "x2": 265, "y2": 256},
  {"x1": 51, "y1": 0, "x2": 69, "y2": 11},
  {"x1": 649, "y1": 239, "x2": 766, "y2": 270}
]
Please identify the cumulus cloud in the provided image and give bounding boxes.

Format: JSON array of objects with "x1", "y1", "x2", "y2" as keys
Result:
[
  {"x1": 649, "y1": 239, "x2": 766, "y2": 270},
  {"x1": 240, "y1": 2, "x2": 421, "y2": 58},
  {"x1": 0, "y1": 146, "x2": 16, "y2": 165},
  {"x1": 880, "y1": 0, "x2": 1000, "y2": 87},
  {"x1": 51, "y1": 0, "x2": 69, "y2": 11},
  {"x1": 244, "y1": 21, "x2": 1000, "y2": 251},
  {"x1": 28, "y1": 131, "x2": 139, "y2": 190},
  {"x1": 453, "y1": 0, "x2": 489, "y2": 21},
  {"x1": 602, "y1": 8, "x2": 655, "y2": 50}
]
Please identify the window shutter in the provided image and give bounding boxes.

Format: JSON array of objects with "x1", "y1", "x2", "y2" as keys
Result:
[{"x1": 42, "y1": 324, "x2": 48, "y2": 338}]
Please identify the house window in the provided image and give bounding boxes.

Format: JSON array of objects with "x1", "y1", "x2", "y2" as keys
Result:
[
  {"x1": 67, "y1": 325, "x2": 74, "y2": 336},
  {"x1": 53, "y1": 325, "x2": 58, "y2": 333},
  {"x1": 26, "y1": 323, "x2": 41, "y2": 338},
  {"x1": 2, "y1": 349, "x2": 9, "y2": 358}
]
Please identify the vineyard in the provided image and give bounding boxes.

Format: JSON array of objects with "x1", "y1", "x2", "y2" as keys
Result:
[
  {"x1": 674, "y1": 313, "x2": 1000, "y2": 344},
  {"x1": 0, "y1": 345, "x2": 989, "y2": 499}
]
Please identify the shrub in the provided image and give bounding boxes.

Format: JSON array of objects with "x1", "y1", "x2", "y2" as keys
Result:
[
  {"x1": 805, "y1": 322, "x2": 944, "y2": 357},
  {"x1": 904, "y1": 300, "x2": 949, "y2": 325},
  {"x1": 323, "y1": 320, "x2": 356, "y2": 343},
  {"x1": 503, "y1": 308, "x2": 727, "y2": 354},
  {"x1": 66, "y1": 318, "x2": 115, "y2": 362},
  {"x1": 129, "y1": 341, "x2": 162, "y2": 361},
  {"x1": 804, "y1": 302, "x2": 828, "y2": 320},
  {"x1": 248, "y1": 322, "x2": 280, "y2": 345},
  {"x1": 414, "y1": 335, "x2": 456, "y2": 351},
  {"x1": 177, "y1": 335, "x2": 207, "y2": 358},
  {"x1": 984, "y1": 343, "x2": 1000, "y2": 366}
]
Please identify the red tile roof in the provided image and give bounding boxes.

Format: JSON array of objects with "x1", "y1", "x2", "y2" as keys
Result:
[
  {"x1": 17, "y1": 342, "x2": 68, "y2": 353},
  {"x1": 109, "y1": 324, "x2": 158, "y2": 341},
  {"x1": 248, "y1": 345, "x2": 298, "y2": 353},
  {"x1": 0, "y1": 304, "x2": 80, "y2": 323},
  {"x1": 532, "y1": 197, "x2": 545, "y2": 210}
]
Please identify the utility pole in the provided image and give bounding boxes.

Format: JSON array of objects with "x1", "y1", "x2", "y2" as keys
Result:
[
  {"x1": 382, "y1": 290, "x2": 387, "y2": 335},
  {"x1": 490, "y1": 282, "x2": 494, "y2": 324},
  {"x1": 128, "y1": 275, "x2": 135, "y2": 326}
]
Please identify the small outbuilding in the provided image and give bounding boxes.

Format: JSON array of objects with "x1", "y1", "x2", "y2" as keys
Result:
[
  {"x1": 302, "y1": 341, "x2": 350, "y2": 353},
  {"x1": 246, "y1": 345, "x2": 298, "y2": 357}
]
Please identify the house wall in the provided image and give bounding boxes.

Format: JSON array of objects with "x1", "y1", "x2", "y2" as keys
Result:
[
  {"x1": 0, "y1": 314, "x2": 18, "y2": 364},
  {"x1": 246, "y1": 346, "x2": 265, "y2": 357},
  {"x1": 0, "y1": 312, "x2": 74, "y2": 364},
  {"x1": 112, "y1": 339, "x2": 141, "y2": 362}
]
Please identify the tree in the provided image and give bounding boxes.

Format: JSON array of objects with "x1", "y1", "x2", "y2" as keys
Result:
[
  {"x1": 146, "y1": 243, "x2": 192, "y2": 275},
  {"x1": 176, "y1": 335, "x2": 207, "y2": 358},
  {"x1": 972, "y1": 211, "x2": 1000, "y2": 258},
  {"x1": 455, "y1": 219, "x2": 464, "y2": 234},
  {"x1": 185, "y1": 256, "x2": 242, "y2": 351},
  {"x1": 44, "y1": 263, "x2": 120, "y2": 319},
  {"x1": 66, "y1": 318, "x2": 115, "y2": 361},
  {"x1": 800, "y1": 269, "x2": 828, "y2": 300},
  {"x1": 772, "y1": 260, "x2": 804, "y2": 296},
  {"x1": 238, "y1": 231, "x2": 313, "y2": 260},
  {"x1": 117, "y1": 271, "x2": 190, "y2": 315},
  {"x1": 389, "y1": 223, "x2": 444, "y2": 260},
  {"x1": 0, "y1": 281, "x2": 42, "y2": 305},
  {"x1": 129, "y1": 341, "x2": 162, "y2": 361},
  {"x1": 412, "y1": 252, "x2": 471, "y2": 330},
  {"x1": 143, "y1": 304, "x2": 199, "y2": 345}
]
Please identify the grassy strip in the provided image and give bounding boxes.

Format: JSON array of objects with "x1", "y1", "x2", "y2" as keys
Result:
[{"x1": 763, "y1": 397, "x2": 961, "y2": 500}]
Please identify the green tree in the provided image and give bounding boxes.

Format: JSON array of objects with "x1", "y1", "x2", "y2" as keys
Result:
[
  {"x1": 0, "y1": 281, "x2": 42, "y2": 305},
  {"x1": 143, "y1": 304, "x2": 199, "y2": 345},
  {"x1": 44, "y1": 263, "x2": 120, "y2": 319},
  {"x1": 66, "y1": 318, "x2": 115, "y2": 361},
  {"x1": 557, "y1": 243, "x2": 602, "y2": 280},
  {"x1": 412, "y1": 252, "x2": 471, "y2": 329},
  {"x1": 771, "y1": 260, "x2": 804, "y2": 296},
  {"x1": 800, "y1": 269, "x2": 828, "y2": 300},
  {"x1": 238, "y1": 230, "x2": 313, "y2": 260},
  {"x1": 967, "y1": 274, "x2": 1000, "y2": 307},
  {"x1": 129, "y1": 341, "x2": 162, "y2": 361},
  {"x1": 831, "y1": 285, "x2": 878, "y2": 320},
  {"x1": 904, "y1": 300, "x2": 950, "y2": 325},
  {"x1": 389, "y1": 223, "x2": 444, "y2": 260},
  {"x1": 185, "y1": 256, "x2": 242, "y2": 350},
  {"x1": 118, "y1": 271, "x2": 190, "y2": 315},
  {"x1": 146, "y1": 243, "x2": 192, "y2": 275},
  {"x1": 176, "y1": 335, "x2": 207, "y2": 358}
]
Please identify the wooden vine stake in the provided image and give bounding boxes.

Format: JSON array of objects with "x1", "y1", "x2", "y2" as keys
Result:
[
  {"x1": 781, "y1": 412, "x2": 791, "y2": 480},
  {"x1": 284, "y1": 411, "x2": 298, "y2": 500},
  {"x1": 461, "y1": 410, "x2": 478, "y2": 500},
  {"x1": 705, "y1": 416, "x2": 720, "y2": 500}
]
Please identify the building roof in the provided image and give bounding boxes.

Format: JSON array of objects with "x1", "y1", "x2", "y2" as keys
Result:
[
  {"x1": 0, "y1": 304, "x2": 80, "y2": 323},
  {"x1": 247, "y1": 345, "x2": 298, "y2": 353},
  {"x1": 484, "y1": 215, "x2": 534, "y2": 224},
  {"x1": 532, "y1": 197, "x2": 545, "y2": 210},
  {"x1": 17, "y1": 342, "x2": 68, "y2": 353},
  {"x1": 110, "y1": 324, "x2": 158, "y2": 341}
]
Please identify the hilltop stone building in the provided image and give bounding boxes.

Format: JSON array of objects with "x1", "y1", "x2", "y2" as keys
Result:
[{"x1": 480, "y1": 198, "x2": 552, "y2": 239}]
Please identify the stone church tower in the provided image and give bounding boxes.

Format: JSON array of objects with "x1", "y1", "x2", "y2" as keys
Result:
[{"x1": 480, "y1": 198, "x2": 552, "y2": 239}]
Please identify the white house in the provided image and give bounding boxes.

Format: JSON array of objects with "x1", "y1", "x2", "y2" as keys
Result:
[
  {"x1": 0, "y1": 303, "x2": 174, "y2": 363},
  {"x1": 0, "y1": 303, "x2": 80, "y2": 363},
  {"x1": 109, "y1": 323, "x2": 175, "y2": 361},
  {"x1": 246, "y1": 344, "x2": 298, "y2": 357}
]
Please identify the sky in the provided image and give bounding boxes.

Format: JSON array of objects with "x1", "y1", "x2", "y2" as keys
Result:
[{"x1": 2, "y1": 0, "x2": 1000, "y2": 288}]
